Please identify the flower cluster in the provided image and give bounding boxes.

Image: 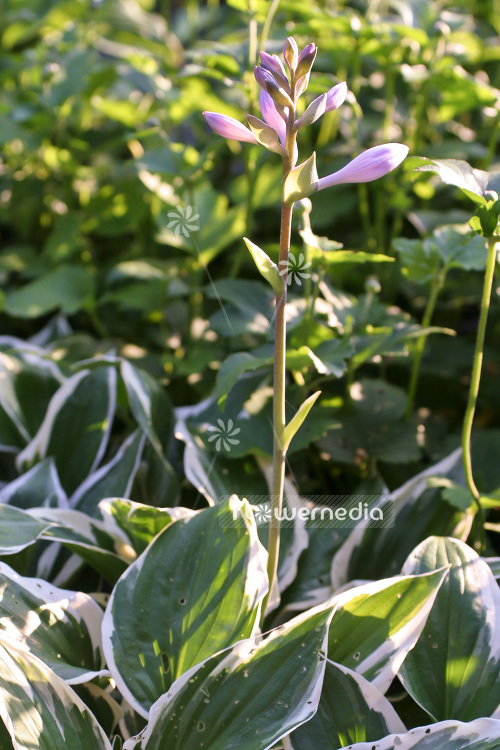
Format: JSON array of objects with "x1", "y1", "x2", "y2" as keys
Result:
[{"x1": 203, "y1": 37, "x2": 408, "y2": 198}]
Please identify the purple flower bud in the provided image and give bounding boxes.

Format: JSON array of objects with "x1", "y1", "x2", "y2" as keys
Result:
[
  {"x1": 260, "y1": 89, "x2": 287, "y2": 145},
  {"x1": 254, "y1": 65, "x2": 277, "y2": 91},
  {"x1": 260, "y1": 51, "x2": 289, "y2": 87},
  {"x1": 203, "y1": 112, "x2": 258, "y2": 144},
  {"x1": 295, "y1": 73, "x2": 310, "y2": 98},
  {"x1": 284, "y1": 37, "x2": 299, "y2": 71},
  {"x1": 255, "y1": 66, "x2": 294, "y2": 109},
  {"x1": 294, "y1": 93, "x2": 327, "y2": 130},
  {"x1": 295, "y1": 43, "x2": 317, "y2": 78},
  {"x1": 317, "y1": 143, "x2": 409, "y2": 190},
  {"x1": 297, "y1": 43, "x2": 316, "y2": 65},
  {"x1": 325, "y1": 82, "x2": 347, "y2": 112},
  {"x1": 272, "y1": 54, "x2": 287, "y2": 77}
]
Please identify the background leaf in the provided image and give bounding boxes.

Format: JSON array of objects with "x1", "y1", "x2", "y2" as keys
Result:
[
  {"x1": 122, "y1": 606, "x2": 333, "y2": 750},
  {"x1": 399, "y1": 537, "x2": 500, "y2": 721},
  {"x1": 102, "y1": 498, "x2": 268, "y2": 716},
  {"x1": 286, "y1": 660, "x2": 406, "y2": 750}
]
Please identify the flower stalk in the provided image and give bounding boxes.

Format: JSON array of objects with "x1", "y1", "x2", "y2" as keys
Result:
[
  {"x1": 462, "y1": 236, "x2": 498, "y2": 550},
  {"x1": 263, "y1": 117, "x2": 298, "y2": 621},
  {"x1": 202, "y1": 36, "x2": 408, "y2": 621}
]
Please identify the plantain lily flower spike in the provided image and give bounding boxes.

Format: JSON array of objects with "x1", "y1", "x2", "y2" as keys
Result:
[
  {"x1": 203, "y1": 38, "x2": 409, "y2": 187},
  {"x1": 317, "y1": 143, "x2": 409, "y2": 190}
]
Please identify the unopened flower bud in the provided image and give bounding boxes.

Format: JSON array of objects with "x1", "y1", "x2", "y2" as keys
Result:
[
  {"x1": 260, "y1": 51, "x2": 281, "y2": 75},
  {"x1": 254, "y1": 66, "x2": 294, "y2": 109},
  {"x1": 295, "y1": 74, "x2": 310, "y2": 98},
  {"x1": 260, "y1": 51, "x2": 289, "y2": 88},
  {"x1": 284, "y1": 37, "x2": 299, "y2": 72},
  {"x1": 295, "y1": 43, "x2": 317, "y2": 79}
]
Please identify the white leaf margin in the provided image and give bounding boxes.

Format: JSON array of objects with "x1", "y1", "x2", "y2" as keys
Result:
[
  {"x1": 0, "y1": 458, "x2": 68, "y2": 509},
  {"x1": 400, "y1": 536, "x2": 500, "y2": 718},
  {"x1": 0, "y1": 561, "x2": 107, "y2": 685},
  {"x1": 16, "y1": 367, "x2": 117, "y2": 475},
  {"x1": 331, "y1": 448, "x2": 463, "y2": 589},
  {"x1": 0, "y1": 637, "x2": 112, "y2": 750},
  {"x1": 283, "y1": 659, "x2": 407, "y2": 750},
  {"x1": 339, "y1": 718, "x2": 500, "y2": 749},
  {"x1": 327, "y1": 569, "x2": 449, "y2": 694},
  {"x1": 122, "y1": 603, "x2": 335, "y2": 750},
  {"x1": 69, "y1": 429, "x2": 147, "y2": 508},
  {"x1": 102, "y1": 496, "x2": 269, "y2": 719}
]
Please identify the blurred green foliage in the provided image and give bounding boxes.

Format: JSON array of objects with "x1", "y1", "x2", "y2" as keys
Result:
[{"x1": 0, "y1": 0, "x2": 499, "y2": 502}]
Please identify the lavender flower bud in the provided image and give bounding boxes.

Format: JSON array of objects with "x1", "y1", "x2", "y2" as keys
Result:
[
  {"x1": 295, "y1": 43, "x2": 317, "y2": 79},
  {"x1": 284, "y1": 37, "x2": 299, "y2": 72},
  {"x1": 317, "y1": 143, "x2": 409, "y2": 190}
]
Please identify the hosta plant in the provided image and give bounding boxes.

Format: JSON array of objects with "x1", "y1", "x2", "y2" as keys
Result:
[{"x1": 0, "y1": 23, "x2": 498, "y2": 750}]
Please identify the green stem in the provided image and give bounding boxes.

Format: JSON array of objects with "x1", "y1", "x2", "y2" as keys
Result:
[
  {"x1": 405, "y1": 266, "x2": 447, "y2": 419},
  {"x1": 261, "y1": 114, "x2": 297, "y2": 624},
  {"x1": 462, "y1": 237, "x2": 497, "y2": 549},
  {"x1": 263, "y1": 205, "x2": 292, "y2": 617}
]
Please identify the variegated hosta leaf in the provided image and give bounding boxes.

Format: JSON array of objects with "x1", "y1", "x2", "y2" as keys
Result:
[
  {"x1": 0, "y1": 350, "x2": 62, "y2": 449},
  {"x1": 285, "y1": 660, "x2": 406, "y2": 750},
  {"x1": 176, "y1": 416, "x2": 267, "y2": 506},
  {"x1": 0, "y1": 457, "x2": 68, "y2": 509},
  {"x1": 327, "y1": 570, "x2": 447, "y2": 693},
  {"x1": 16, "y1": 367, "x2": 117, "y2": 495},
  {"x1": 122, "y1": 606, "x2": 334, "y2": 750},
  {"x1": 31, "y1": 507, "x2": 130, "y2": 585},
  {"x1": 0, "y1": 716, "x2": 13, "y2": 749},
  {"x1": 0, "y1": 562, "x2": 106, "y2": 684},
  {"x1": 279, "y1": 527, "x2": 348, "y2": 616},
  {"x1": 331, "y1": 448, "x2": 470, "y2": 588},
  {"x1": 120, "y1": 360, "x2": 174, "y2": 462},
  {"x1": 97, "y1": 498, "x2": 194, "y2": 557},
  {"x1": 399, "y1": 536, "x2": 500, "y2": 721},
  {"x1": 0, "y1": 638, "x2": 112, "y2": 749},
  {"x1": 73, "y1": 681, "x2": 124, "y2": 739},
  {"x1": 102, "y1": 497, "x2": 268, "y2": 717},
  {"x1": 339, "y1": 718, "x2": 500, "y2": 749},
  {"x1": 70, "y1": 429, "x2": 146, "y2": 515},
  {"x1": 0, "y1": 504, "x2": 54, "y2": 554},
  {"x1": 32, "y1": 502, "x2": 192, "y2": 584}
]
